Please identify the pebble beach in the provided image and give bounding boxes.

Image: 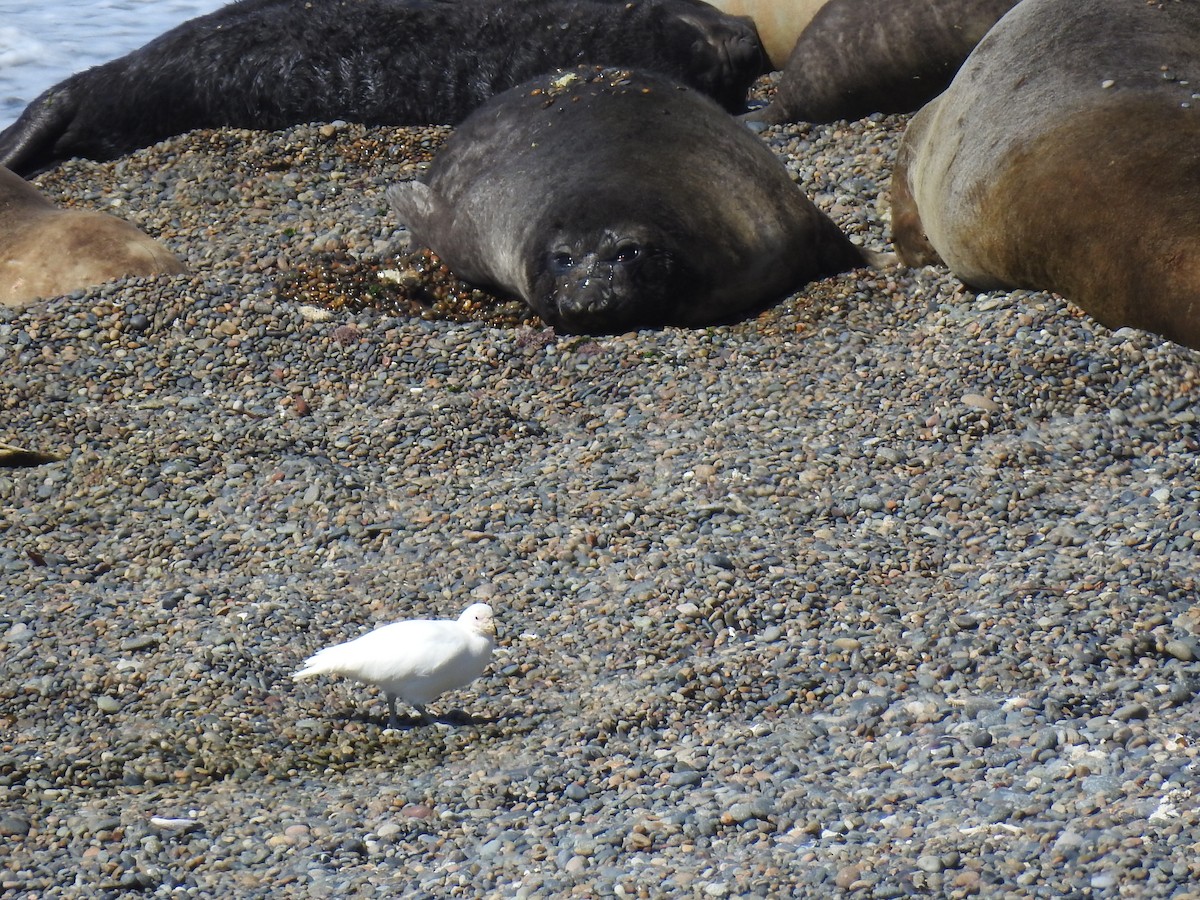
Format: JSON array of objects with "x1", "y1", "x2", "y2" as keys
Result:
[{"x1": 3, "y1": 80, "x2": 1200, "y2": 897}]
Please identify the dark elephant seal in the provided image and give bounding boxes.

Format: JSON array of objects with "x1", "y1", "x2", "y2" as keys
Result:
[
  {"x1": 747, "y1": 0, "x2": 1017, "y2": 123},
  {"x1": 387, "y1": 67, "x2": 874, "y2": 334},
  {"x1": 0, "y1": 0, "x2": 767, "y2": 177},
  {"x1": 1, "y1": 166, "x2": 185, "y2": 308},
  {"x1": 892, "y1": 0, "x2": 1200, "y2": 349}
]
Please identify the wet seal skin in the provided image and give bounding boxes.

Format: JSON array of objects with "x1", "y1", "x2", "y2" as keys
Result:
[
  {"x1": 0, "y1": 165, "x2": 184, "y2": 308},
  {"x1": 892, "y1": 0, "x2": 1200, "y2": 349},
  {"x1": 388, "y1": 66, "x2": 876, "y2": 334},
  {"x1": 0, "y1": 0, "x2": 767, "y2": 176}
]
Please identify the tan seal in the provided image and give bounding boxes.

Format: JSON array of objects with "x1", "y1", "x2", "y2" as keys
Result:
[
  {"x1": 892, "y1": 0, "x2": 1200, "y2": 348},
  {"x1": 1, "y1": 165, "x2": 185, "y2": 308}
]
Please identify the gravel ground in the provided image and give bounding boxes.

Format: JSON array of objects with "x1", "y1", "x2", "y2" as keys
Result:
[{"x1": 2, "y1": 80, "x2": 1200, "y2": 898}]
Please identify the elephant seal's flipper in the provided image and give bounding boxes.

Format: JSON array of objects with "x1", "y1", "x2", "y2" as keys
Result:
[
  {"x1": 0, "y1": 84, "x2": 78, "y2": 178},
  {"x1": 387, "y1": 182, "x2": 436, "y2": 233}
]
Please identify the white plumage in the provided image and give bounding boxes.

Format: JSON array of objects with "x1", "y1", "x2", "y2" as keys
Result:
[{"x1": 293, "y1": 602, "x2": 496, "y2": 728}]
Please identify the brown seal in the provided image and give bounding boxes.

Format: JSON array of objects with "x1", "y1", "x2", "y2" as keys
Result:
[
  {"x1": 746, "y1": 0, "x2": 1017, "y2": 123},
  {"x1": 1, "y1": 165, "x2": 185, "y2": 307},
  {"x1": 388, "y1": 67, "x2": 874, "y2": 334},
  {"x1": 892, "y1": 0, "x2": 1200, "y2": 348}
]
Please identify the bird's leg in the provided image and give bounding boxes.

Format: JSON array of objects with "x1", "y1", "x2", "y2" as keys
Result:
[
  {"x1": 414, "y1": 704, "x2": 429, "y2": 725},
  {"x1": 386, "y1": 693, "x2": 400, "y2": 730}
]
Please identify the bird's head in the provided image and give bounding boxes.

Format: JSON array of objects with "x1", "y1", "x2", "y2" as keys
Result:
[{"x1": 461, "y1": 603, "x2": 497, "y2": 638}]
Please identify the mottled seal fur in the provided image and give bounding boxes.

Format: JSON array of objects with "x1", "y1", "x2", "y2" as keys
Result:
[
  {"x1": 0, "y1": 166, "x2": 185, "y2": 308},
  {"x1": 747, "y1": 0, "x2": 1017, "y2": 123},
  {"x1": 0, "y1": 0, "x2": 767, "y2": 176},
  {"x1": 387, "y1": 67, "x2": 872, "y2": 334},
  {"x1": 892, "y1": 0, "x2": 1200, "y2": 349}
]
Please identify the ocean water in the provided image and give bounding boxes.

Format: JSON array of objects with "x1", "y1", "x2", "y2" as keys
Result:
[{"x1": 0, "y1": 0, "x2": 229, "y2": 130}]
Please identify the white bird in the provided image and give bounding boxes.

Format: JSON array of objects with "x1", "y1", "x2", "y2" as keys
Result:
[{"x1": 292, "y1": 602, "x2": 497, "y2": 728}]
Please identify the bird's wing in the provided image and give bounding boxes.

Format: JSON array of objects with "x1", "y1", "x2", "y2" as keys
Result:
[{"x1": 333, "y1": 619, "x2": 470, "y2": 682}]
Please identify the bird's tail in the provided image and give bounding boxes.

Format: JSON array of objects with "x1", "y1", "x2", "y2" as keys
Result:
[{"x1": 292, "y1": 646, "x2": 344, "y2": 680}]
